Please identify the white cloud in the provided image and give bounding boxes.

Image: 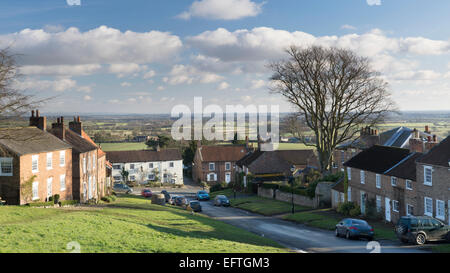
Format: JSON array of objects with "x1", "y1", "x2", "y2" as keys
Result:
[
  {"x1": 250, "y1": 79, "x2": 267, "y2": 89},
  {"x1": 367, "y1": 0, "x2": 381, "y2": 6},
  {"x1": 108, "y1": 63, "x2": 148, "y2": 78},
  {"x1": 391, "y1": 70, "x2": 442, "y2": 81},
  {"x1": 177, "y1": 0, "x2": 264, "y2": 20},
  {"x1": 341, "y1": 24, "x2": 357, "y2": 30},
  {"x1": 77, "y1": 86, "x2": 93, "y2": 93},
  {"x1": 121, "y1": 82, "x2": 132, "y2": 87},
  {"x1": 143, "y1": 70, "x2": 156, "y2": 79},
  {"x1": 20, "y1": 64, "x2": 102, "y2": 76},
  {"x1": 157, "y1": 86, "x2": 165, "y2": 91},
  {"x1": 217, "y1": 81, "x2": 230, "y2": 90},
  {"x1": 83, "y1": 95, "x2": 92, "y2": 101},
  {"x1": 163, "y1": 64, "x2": 223, "y2": 85},
  {"x1": 0, "y1": 26, "x2": 182, "y2": 66},
  {"x1": 15, "y1": 77, "x2": 77, "y2": 92}
]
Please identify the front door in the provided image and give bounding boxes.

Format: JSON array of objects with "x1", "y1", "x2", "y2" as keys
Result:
[
  {"x1": 47, "y1": 178, "x2": 53, "y2": 199},
  {"x1": 88, "y1": 176, "x2": 92, "y2": 200},
  {"x1": 225, "y1": 173, "x2": 231, "y2": 183},
  {"x1": 385, "y1": 198, "x2": 391, "y2": 222},
  {"x1": 360, "y1": 191, "x2": 366, "y2": 214}
]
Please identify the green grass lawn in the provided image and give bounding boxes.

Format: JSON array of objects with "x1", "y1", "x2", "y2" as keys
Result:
[
  {"x1": 284, "y1": 209, "x2": 397, "y2": 241},
  {"x1": 229, "y1": 196, "x2": 311, "y2": 216},
  {"x1": 97, "y1": 142, "x2": 148, "y2": 151},
  {"x1": 0, "y1": 195, "x2": 287, "y2": 253}
]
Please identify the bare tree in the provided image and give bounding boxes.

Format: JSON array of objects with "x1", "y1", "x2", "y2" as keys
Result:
[
  {"x1": 284, "y1": 113, "x2": 309, "y2": 141},
  {"x1": 270, "y1": 46, "x2": 396, "y2": 173}
]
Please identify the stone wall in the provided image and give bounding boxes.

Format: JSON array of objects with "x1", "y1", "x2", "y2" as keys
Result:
[
  {"x1": 275, "y1": 189, "x2": 316, "y2": 207},
  {"x1": 258, "y1": 187, "x2": 274, "y2": 199}
]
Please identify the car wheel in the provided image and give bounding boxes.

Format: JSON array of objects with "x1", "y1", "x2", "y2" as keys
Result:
[
  {"x1": 335, "y1": 229, "x2": 340, "y2": 237},
  {"x1": 346, "y1": 231, "x2": 351, "y2": 240},
  {"x1": 415, "y1": 233, "x2": 426, "y2": 245}
]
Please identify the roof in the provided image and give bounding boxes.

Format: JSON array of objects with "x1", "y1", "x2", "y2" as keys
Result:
[
  {"x1": 82, "y1": 130, "x2": 105, "y2": 157},
  {"x1": 344, "y1": 145, "x2": 411, "y2": 174},
  {"x1": 106, "y1": 149, "x2": 182, "y2": 163},
  {"x1": 197, "y1": 145, "x2": 248, "y2": 162},
  {"x1": 236, "y1": 150, "x2": 264, "y2": 167},
  {"x1": 331, "y1": 180, "x2": 345, "y2": 192},
  {"x1": 48, "y1": 128, "x2": 98, "y2": 154},
  {"x1": 0, "y1": 127, "x2": 72, "y2": 156},
  {"x1": 247, "y1": 150, "x2": 317, "y2": 175},
  {"x1": 384, "y1": 152, "x2": 422, "y2": 181},
  {"x1": 417, "y1": 136, "x2": 450, "y2": 167}
]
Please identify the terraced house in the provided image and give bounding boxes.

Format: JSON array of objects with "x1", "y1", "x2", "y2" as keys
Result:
[
  {"x1": 0, "y1": 123, "x2": 73, "y2": 205},
  {"x1": 415, "y1": 136, "x2": 450, "y2": 224}
]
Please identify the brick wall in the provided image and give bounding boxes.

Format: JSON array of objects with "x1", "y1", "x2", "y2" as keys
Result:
[{"x1": 198, "y1": 161, "x2": 236, "y2": 184}]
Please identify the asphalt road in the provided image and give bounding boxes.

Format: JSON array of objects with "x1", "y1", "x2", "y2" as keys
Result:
[{"x1": 197, "y1": 200, "x2": 430, "y2": 253}]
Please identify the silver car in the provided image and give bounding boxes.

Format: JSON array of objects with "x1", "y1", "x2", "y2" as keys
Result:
[{"x1": 113, "y1": 183, "x2": 133, "y2": 194}]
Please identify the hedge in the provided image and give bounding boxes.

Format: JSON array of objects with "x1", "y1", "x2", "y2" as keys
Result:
[
  {"x1": 27, "y1": 201, "x2": 54, "y2": 207},
  {"x1": 59, "y1": 200, "x2": 79, "y2": 206}
]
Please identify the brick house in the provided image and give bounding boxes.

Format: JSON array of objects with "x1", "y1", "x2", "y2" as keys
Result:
[
  {"x1": 415, "y1": 136, "x2": 450, "y2": 224},
  {"x1": 193, "y1": 144, "x2": 249, "y2": 184},
  {"x1": 0, "y1": 125, "x2": 73, "y2": 205},
  {"x1": 341, "y1": 145, "x2": 421, "y2": 223},
  {"x1": 49, "y1": 116, "x2": 102, "y2": 202}
]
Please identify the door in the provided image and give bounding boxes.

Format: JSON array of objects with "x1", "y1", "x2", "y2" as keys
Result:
[
  {"x1": 385, "y1": 198, "x2": 391, "y2": 222},
  {"x1": 47, "y1": 178, "x2": 53, "y2": 199},
  {"x1": 360, "y1": 191, "x2": 366, "y2": 214},
  {"x1": 428, "y1": 218, "x2": 448, "y2": 240},
  {"x1": 88, "y1": 176, "x2": 93, "y2": 200},
  {"x1": 225, "y1": 173, "x2": 231, "y2": 183}
]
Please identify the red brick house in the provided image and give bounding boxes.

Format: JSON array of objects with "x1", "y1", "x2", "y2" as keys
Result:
[
  {"x1": 193, "y1": 144, "x2": 249, "y2": 184},
  {"x1": 0, "y1": 125, "x2": 73, "y2": 205}
]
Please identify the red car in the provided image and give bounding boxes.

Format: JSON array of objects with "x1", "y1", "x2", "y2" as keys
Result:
[{"x1": 141, "y1": 189, "x2": 152, "y2": 198}]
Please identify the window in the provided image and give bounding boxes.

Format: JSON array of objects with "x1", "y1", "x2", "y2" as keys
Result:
[
  {"x1": 347, "y1": 167, "x2": 351, "y2": 180},
  {"x1": 88, "y1": 156, "x2": 91, "y2": 171},
  {"x1": 148, "y1": 174, "x2": 155, "y2": 180},
  {"x1": 60, "y1": 174, "x2": 66, "y2": 191},
  {"x1": 391, "y1": 177, "x2": 397, "y2": 187},
  {"x1": 129, "y1": 175, "x2": 136, "y2": 181},
  {"x1": 424, "y1": 197, "x2": 433, "y2": 217},
  {"x1": 407, "y1": 204, "x2": 414, "y2": 216},
  {"x1": 376, "y1": 174, "x2": 381, "y2": 189},
  {"x1": 92, "y1": 154, "x2": 96, "y2": 170},
  {"x1": 0, "y1": 158, "x2": 13, "y2": 176},
  {"x1": 376, "y1": 196, "x2": 382, "y2": 213},
  {"x1": 406, "y1": 180, "x2": 413, "y2": 190},
  {"x1": 209, "y1": 163, "x2": 215, "y2": 171},
  {"x1": 149, "y1": 163, "x2": 154, "y2": 168},
  {"x1": 360, "y1": 170, "x2": 365, "y2": 184},
  {"x1": 347, "y1": 186, "x2": 352, "y2": 202},
  {"x1": 83, "y1": 157, "x2": 86, "y2": 174},
  {"x1": 341, "y1": 151, "x2": 345, "y2": 164},
  {"x1": 207, "y1": 173, "x2": 216, "y2": 182},
  {"x1": 225, "y1": 162, "x2": 231, "y2": 171},
  {"x1": 47, "y1": 177, "x2": 53, "y2": 198},
  {"x1": 32, "y1": 155, "x2": 39, "y2": 173},
  {"x1": 113, "y1": 176, "x2": 122, "y2": 181},
  {"x1": 436, "y1": 200, "x2": 445, "y2": 220},
  {"x1": 32, "y1": 182, "x2": 39, "y2": 200},
  {"x1": 424, "y1": 166, "x2": 433, "y2": 186},
  {"x1": 130, "y1": 164, "x2": 135, "y2": 170},
  {"x1": 169, "y1": 162, "x2": 174, "y2": 168},
  {"x1": 59, "y1": 151, "x2": 65, "y2": 166},
  {"x1": 113, "y1": 164, "x2": 121, "y2": 170},
  {"x1": 392, "y1": 200, "x2": 399, "y2": 212},
  {"x1": 46, "y1": 153, "x2": 53, "y2": 169}
]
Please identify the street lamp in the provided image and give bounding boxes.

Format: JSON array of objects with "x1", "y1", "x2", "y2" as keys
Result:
[{"x1": 289, "y1": 165, "x2": 296, "y2": 214}]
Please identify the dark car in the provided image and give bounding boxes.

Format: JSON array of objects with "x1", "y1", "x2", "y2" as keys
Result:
[
  {"x1": 169, "y1": 195, "x2": 179, "y2": 205},
  {"x1": 188, "y1": 201, "x2": 202, "y2": 212},
  {"x1": 396, "y1": 216, "x2": 450, "y2": 245},
  {"x1": 196, "y1": 190, "x2": 210, "y2": 201},
  {"x1": 113, "y1": 183, "x2": 133, "y2": 194},
  {"x1": 141, "y1": 189, "x2": 152, "y2": 198},
  {"x1": 335, "y1": 218, "x2": 374, "y2": 241},
  {"x1": 214, "y1": 195, "x2": 230, "y2": 207},
  {"x1": 175, "y1": 196, "x2": 188, "y2": 207},
  {"x1": 161, "y1": 190, "x2": 171, "y2": 202}
]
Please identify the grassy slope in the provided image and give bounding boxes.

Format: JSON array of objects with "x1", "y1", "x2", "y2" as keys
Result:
[
  {"x1": 0, "y1": 195, "x2": 287, "y2": 253},
  {"x1": 284, "y1": 209, "x2": 397, "y2": 241},
  {"x1": 97, "y1": 142, "x2": 148, "y2": 152}
]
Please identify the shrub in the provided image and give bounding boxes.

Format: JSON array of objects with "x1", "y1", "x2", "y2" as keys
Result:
[
  {"x1": 53, "y1": 194, "x2": 60, "y2": 204},
  {"x1": 101, "y1": 196, "x2": 111, "y2": 203},
  {"x1": 109, "y1": 195, "x2": 117, "y2": 201},
  {"x1": 27, "y1": 201, "x2": 54, "y2": 207},
  {"x1": 210, "y1": 183, "x2": 223, "y2": 193},
  {"x1": 322, "y1": 172, "x2": 344, "y2": 183},
  {"x1": 337, "y1": 201, "x2": 357, "y2": 216},
  {"x1": 279, "y1": 185, "x2": 309, "y2": 197},
  {"x1": 261, "y1": 182, "x2": 281, "y2": 190},
  {"x1": 305, "y1": 181, "x2": 319, "y2": 198},
  {"x1": 48, "y1": 196, "x2": 53, "y2": 202},
  {"x1": 59, "y1": 200, "x2": 79, "y2": 206},
  {"x1": 349, "y1": 206, "x2": 361, "y2": 217}
]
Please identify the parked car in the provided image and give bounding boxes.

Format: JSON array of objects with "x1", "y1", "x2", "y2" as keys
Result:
[
  {"x1": 141, "y1": 189, "x2": 152, "y2": 198},
  {"x1": 161, "y1": 190, "x2": 171, "y2": 202},
  {"x1": 175, "y1": 196, "x2": 188, "y2": 207},
  {"x1": 169, "y1": 195, "x2": 179, "y2": 205},
  {"x1": 113, "y1": 183, "x2": 133, "y2": 194},
  {"x1": 196, "y1": 190, "x2": 210, "y2": 201},
  {"x1": 214, "y1": 195, "x2": 230, "y2": 207},
  {"x1": 187, "y1": 201, "x2": 202, "y2": 212},
  {"x1": 335, "y1": 218, "x2": 374, "y2": 241},
  {"x1": 396, "y1": 216, "x2": 450, "y2": 245}
]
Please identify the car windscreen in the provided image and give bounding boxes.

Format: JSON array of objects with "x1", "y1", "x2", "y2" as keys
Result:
[
  {"x1": 198, "y1": 191, "x2": 207, "y2": 194},
  {"x1": 190, "y1": 202, "x2": 200, "y2": 205},
  {"x1": 351, "y1": 220, "x2": 368, "y2": 226}
]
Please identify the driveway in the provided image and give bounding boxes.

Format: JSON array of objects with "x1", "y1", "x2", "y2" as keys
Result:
[{"x1": 198, "y1": 200, "x2": 430, "y2": 253}]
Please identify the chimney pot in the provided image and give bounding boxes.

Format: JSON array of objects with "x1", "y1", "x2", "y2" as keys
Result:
[
  {"x1": 433, "y1": 135, "x2": 437, "y2": 142},
  {"x1": 60, "y1": 116, "x2": 64, "y2": 125},
  {"x1": 77, "y1": 116, "x2": 81, "y2": 122},
  {"x1": 427, "y1": 136, "x2": 432, "y2": 142},
  {"x1": 36, "y1": 110, "x2": 40, "y2": 117},
  {"x1": 31, "y1": 110, "x2": 35, "y2": 117}
]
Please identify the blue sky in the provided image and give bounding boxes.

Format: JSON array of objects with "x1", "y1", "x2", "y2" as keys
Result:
[{"x1": 1, "y1": 0, "x2": 450, "y2": 113}]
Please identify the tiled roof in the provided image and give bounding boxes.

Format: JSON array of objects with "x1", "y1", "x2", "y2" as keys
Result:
[
  {"x1": 344, "y1": 145, "x2": 411, "y2": 174},
  {"x1": 236, "y1": 150, "x2": 264, "y2": 167},
  {"x1": 48, "y1": 127, "x2": 98, "y2": 154},
  {"x1": 197, "y1": 145, "x2": 248, "y2": 162},
  {"x1": 417, "y1": 136, "x2": 450, "y2": 167},
  {"x1": 106, "y1": 149, "x2": 182, "y2": 163},
  {"x1": 384, "y1": 152, "x2": 422, "y2": 181},
  {"x1": 0, "y1": 127, "x2": 71, "y2": 156},
  {"x1": 81, "y1": 131, "x2": 105, "y2": 157},
  {"x1": 247, "y1": 150, "x2": 317, "y2": 175}
]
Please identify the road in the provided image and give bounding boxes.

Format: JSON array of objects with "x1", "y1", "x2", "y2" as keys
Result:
[{"x1": 137, "y1": 180, "x2": 429, "y2": 253}]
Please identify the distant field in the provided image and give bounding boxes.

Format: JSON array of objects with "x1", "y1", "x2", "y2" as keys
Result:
[{"x1": 98, "y1": 142, "x2": 148, "y2": 152}]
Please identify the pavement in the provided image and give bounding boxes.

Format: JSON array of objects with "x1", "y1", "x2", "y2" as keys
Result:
[{"x1": 133, "y1": 179, "x2": 431, "y2": 253}]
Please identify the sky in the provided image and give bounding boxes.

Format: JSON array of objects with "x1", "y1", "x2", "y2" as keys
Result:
[{"x1": 1, "y1": 0, "x2": 450, "y2": 114}]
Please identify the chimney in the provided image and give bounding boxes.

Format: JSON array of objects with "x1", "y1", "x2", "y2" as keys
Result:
[
  {"x1": 69, "y1": 116, "x2": 83, "y2": 136},
  {"x1": 425, "y1": 135, "x2": 438, "y2": 152},
  {"x1": 425, "y1": 125, "x2": 430, "y2": 134},
  {"x1": 257, "y1": 134, "x2": 263, "y2": 151},
  {"x1": 409, "y1": 129, "x2": 424, "y2": 153},
  {"x1": 245, "y1": 135, "x2": 249, "y2": 150},
  {"x1": 29, "y1": 109, "x2": 47, "y2": 131},
  {"x1": 51, "y1": 116, "x2": 66, "y2": 141},
  {"x1": 156, "y1": 144, "x2": 161, "y2": 152},
  {"x1": 360, "y1": 126, "x2": 379, "y2": 147}
]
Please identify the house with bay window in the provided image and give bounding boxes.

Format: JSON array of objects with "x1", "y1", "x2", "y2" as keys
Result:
[
  {"x1": 415, "y1": 136, "x2": 450, "y2": 224},
  {"x1": 106, "y1": 148, "x2": 183, "y2": 185},
  {"x1": 0, "y1": 126, "x2": 73, "y2": 205}
]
